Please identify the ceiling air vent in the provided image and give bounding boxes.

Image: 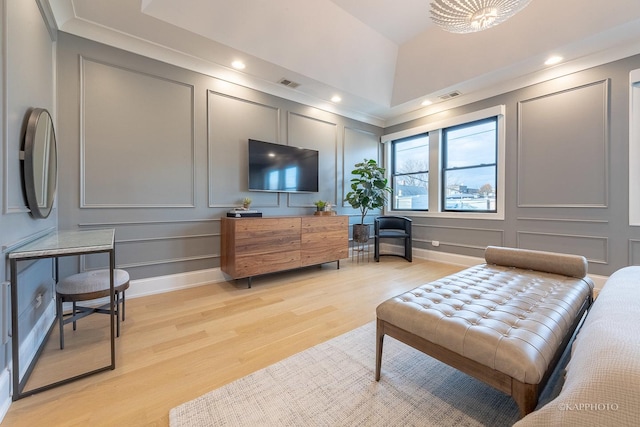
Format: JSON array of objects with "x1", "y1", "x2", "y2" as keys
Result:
[
  {"x1": 278, "y1": 78, "x2": 300, "y2": 89},
  {"x1": 438, "y1": 90, "x2": 462, "y2": 101}
]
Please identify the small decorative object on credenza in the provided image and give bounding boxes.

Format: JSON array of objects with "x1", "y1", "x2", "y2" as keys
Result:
[
  {"x1": 314, "y1": 200, "x2": 327, "y2": 211},
  {"x1": 227, "y1": 208, "x2": 262, "y2": 218},
  {"x1": 313, "y1": 200, "x2": 336, "y2": 216}
]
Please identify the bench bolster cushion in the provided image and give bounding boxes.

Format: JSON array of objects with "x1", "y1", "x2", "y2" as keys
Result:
[{"x1": 485, "y1": 246, "x2": 587, "y2": 279}]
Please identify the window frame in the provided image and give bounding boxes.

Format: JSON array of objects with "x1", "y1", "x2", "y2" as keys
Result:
[
  {"x1": 382, "y1": 105, "x2": 505, "y2": 220},
  {"x1": 391, "y1": 133, "x2": 430, "y2": 212},
  {"x1": 441, "y1": 116, "x2": 498, "y2": 213}
]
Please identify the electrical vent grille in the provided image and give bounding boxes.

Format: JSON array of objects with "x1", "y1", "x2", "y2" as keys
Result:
[
  {"x1": 438, "y1": 91, "x2": 461, "y2": 100},
  {"x1": 278, "y1": 78, "x2": 300, "y2": 89}
]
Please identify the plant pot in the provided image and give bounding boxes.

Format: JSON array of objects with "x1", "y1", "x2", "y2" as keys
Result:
[{"x1": 353, "y1": 224, "x2": 370, "y2": 243}]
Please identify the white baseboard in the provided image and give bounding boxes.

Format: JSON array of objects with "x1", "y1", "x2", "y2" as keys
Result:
[
  {"x1": 0, "y1": 369, "x2": 11, "y2": 424},
  {"x1": 127, "y1": 268, "x2": 228, "y2": 299}
]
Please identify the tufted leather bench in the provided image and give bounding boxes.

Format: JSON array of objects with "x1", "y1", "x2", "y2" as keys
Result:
[{"x1": 375, "y1": 246, "x2": 594, "y2": 418}]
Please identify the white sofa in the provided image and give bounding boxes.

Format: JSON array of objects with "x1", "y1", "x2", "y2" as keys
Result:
[{"x1": 515, "y1": 266, "x2": 640, "y2": 426}]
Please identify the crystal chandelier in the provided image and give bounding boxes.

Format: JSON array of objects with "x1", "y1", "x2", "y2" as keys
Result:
[{"x1": 430, "y1": 0, "x2": 532, "y2": 34}]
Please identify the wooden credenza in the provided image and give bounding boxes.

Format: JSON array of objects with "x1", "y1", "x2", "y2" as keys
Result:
[{"x1": 221, "y1": 215, "x2": 349, "y2": 287}]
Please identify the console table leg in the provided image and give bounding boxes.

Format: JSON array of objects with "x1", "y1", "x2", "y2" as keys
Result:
[{"x1": 247, "y1": 277, "x2": 252, "y2": 288}]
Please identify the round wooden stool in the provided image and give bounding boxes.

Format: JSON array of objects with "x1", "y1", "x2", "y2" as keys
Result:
[{"x1": 56, "y1": 269, "x2": 130, "y2": 349}]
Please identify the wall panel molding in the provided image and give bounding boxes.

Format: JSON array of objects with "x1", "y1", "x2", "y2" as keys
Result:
[
  {"x1": 517, "y1": 231, "x2": 608, "y2": 264},
  {"x1": 287, "y1": 111, "x2": 338, "y2": 207},
  {"x1": 207, "y1": 90, "x2": 280, "y2": 208},
  {"x1": 628, "y1": 239, "x2": 640, "y2": 265},
  {"x1": 342, "y1": 127, "x2": 380, "y2": 208},
  {"x1": 78, "y1": 218, "x2": 218, "y2": 227},
  {"x1": 79, "y1": 56, "x2": 196, "y2": 208},
  {"x1": 517, "y1": 216, "x2": 609, "y2": 224},
  {"x1": 413, "y1": 223, "x2": 504, "y2": 248},
  {"x1": 517, "y1": 79, "x2": 609, "y2": 208}
]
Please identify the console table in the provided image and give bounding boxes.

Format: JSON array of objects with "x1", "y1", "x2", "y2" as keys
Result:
[
  {"x1": 221, "y1": 215, "x2": 349, "y2": 287},
  {"x1": 8, "y1": 229, "x2": 116, "y2": 400}
]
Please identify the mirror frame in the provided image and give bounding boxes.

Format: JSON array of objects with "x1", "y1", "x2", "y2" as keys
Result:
[{"x1": 22, "y1": 108, "x2": 58, "y2": 219}]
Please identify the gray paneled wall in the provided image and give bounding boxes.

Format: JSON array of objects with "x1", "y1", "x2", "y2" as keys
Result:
[
  {"x1": 81, "y1": 58, "x2": 196, "y2": 208},
  {"x1": 385, "y1": 54, "x2": 640, "y2": 276},
  {"x1": 56, "y1": 32, "x2": 382, "y2": 281},
  {"x1": 517, "y1": 80, "x2": 608, "y2": 208},
  {"x1": 55, "y1": 27, "x2": 640, "y2": 281}
]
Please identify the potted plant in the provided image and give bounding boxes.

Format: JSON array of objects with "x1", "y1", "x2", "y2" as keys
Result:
[
  {"x1": 242, "y1": 197, "x2": 252, "y2": 209},
  {"x1": 344, "y1": 159, "x2": 392, "y2": 243},
  {"x1": 313, "y1": 200, "x2": 327, "y2": 211}
]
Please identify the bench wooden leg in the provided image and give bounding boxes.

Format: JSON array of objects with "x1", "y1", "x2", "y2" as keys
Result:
[{"x1": 512, "y1": 379, "x2": 539, "y2": 417}]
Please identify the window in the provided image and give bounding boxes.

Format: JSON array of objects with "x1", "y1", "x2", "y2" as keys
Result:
[
  {"x1": 382, "y1": 105, "x2": 505, "y2": 219},
  {"x1": 442, "y1": 117, "x2": 497, "y2": 212},
  {"x1": 391, "y1": 134, "x2": 429, "y2": 211}
]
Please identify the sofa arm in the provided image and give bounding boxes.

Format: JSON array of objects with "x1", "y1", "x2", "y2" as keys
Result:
[{"x1": 484, "y1": 246, "x2": 588, "y2": 279}]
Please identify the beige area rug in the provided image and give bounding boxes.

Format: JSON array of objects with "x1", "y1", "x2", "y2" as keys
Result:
[{"x1": 170, "y1": 322, "x2": 520, "y2": 426}]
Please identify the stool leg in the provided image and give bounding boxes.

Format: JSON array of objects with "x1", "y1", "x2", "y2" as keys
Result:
[
  {"x1": 121, "y1": 290, "x2": 126, "y2": 321},
  {"x1": 72, "y1": 302, "x2": 77, "y2": 331},
  {"x1": 115, "y1": 291, "x2": 120, "y2": 338},
  {"x1": 57, "y1": 295, "x2": 65, "y2": 350}
]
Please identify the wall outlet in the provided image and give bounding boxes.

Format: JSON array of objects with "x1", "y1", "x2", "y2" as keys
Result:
[
  {"x1": 35, "y1": 293, "x2": 43, "y2": 309},
  {"x1": 432, "y1": 240, "x2": 440, "y2": 247}
]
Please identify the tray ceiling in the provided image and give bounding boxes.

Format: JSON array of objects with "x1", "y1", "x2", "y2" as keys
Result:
[{"x1": 46, "y1": 0, "x2": 640, "y2": 126}]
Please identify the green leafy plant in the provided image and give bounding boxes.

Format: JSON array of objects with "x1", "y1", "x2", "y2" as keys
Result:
[
  {"x1": 344, "y1": 159, "x2": 392, "y2": 224},
  {"x1": 242, "y1": 197, "x2": 252, "y2": 208},
  {"x1": 313, "y1": 200, "x2": 327, "y2": 210}
]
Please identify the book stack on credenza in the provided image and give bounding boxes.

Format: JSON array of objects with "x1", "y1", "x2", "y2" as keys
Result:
[{"x1": 226, "y1": 209, "x2": 263, "y2": 218}]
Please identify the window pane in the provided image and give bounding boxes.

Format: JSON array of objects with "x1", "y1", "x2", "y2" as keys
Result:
[
  {"x1": 443, "y1": 166, "x2": 496, "y2": 211},
  {"x1": 392, "y1": 134, "x2": 429, "y2": 211},
  {"x1": 393, "y1": 173, "x2": 428, "y2": 210},
  {"x1": 445, "y1": 120, "x2": 496, "y2": 168},
  {"x1": 394, "y1": 135, "x2": 428, "y2": 174}
]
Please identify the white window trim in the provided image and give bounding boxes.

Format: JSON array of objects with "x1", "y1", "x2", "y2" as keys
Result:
[
  {"x1": 630, "y1": 69, "x2": 640, "y2": 225},
  {"x1": 382, "y1": 105, "x2": 506, "y2": 220}
]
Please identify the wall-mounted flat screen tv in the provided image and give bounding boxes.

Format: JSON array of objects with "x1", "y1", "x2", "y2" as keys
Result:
[{"x1": 248, "y1": 139, "x2": 319, "y2": 193}]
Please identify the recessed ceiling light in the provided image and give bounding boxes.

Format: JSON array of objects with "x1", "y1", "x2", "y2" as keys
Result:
[
  {"x1": 231, "y1": 60, "x2": 246, "y2": 70},
  {"x1": 544, "y1": 56, "x2": 563, "y2": 66},
  {"x1": 421, "y1": 100, "x2": 433, "y2": 106},
  {"x1": 331, "y1": 95, "x2": 342, "y2": 103}
]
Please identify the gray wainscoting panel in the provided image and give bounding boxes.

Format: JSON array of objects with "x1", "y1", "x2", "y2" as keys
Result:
[
  {"x1": 342, "y1": 127, "x2": 380, "y2": 208},
  {"x1": 80, "y1": 57, "x2": 195, "y2": 208},
  {"x1": 517, "y1": 231, "x2": 608, "y2": 263},
  {"x1": 629, "y1": 240, "x2": 640, "y2": 265},
  {"x1": 207, "y1": 91, "x2": 280, "y2": 208},
  {"x1": 414, "y1": 223, "x2": 504, "y2": 250},
  {"x1": 114, "y1": 234, "x2": 217, "y2": 267},
  {"x1": 287, "y1": 112, "x2": 338, "y2": 207},
  {"x1": 517, "y1": 80, "x2": 609, "y2": 208}
]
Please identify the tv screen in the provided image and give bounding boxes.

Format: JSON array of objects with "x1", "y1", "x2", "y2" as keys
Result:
[{"x1": 248, "y1": 139, "x2": 319, "y2": 193}]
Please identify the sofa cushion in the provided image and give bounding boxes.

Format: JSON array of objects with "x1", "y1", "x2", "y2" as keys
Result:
[{"x1": 515, "y1": 266, "x2": 640, "y2": 426}]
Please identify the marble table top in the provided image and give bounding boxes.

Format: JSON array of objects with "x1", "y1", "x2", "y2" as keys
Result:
[{"x1": 8, "y1": 229, "x2": 115, "y2": 259}]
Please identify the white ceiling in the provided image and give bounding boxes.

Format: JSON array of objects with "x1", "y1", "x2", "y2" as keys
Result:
[{"x1": 45, "y1": 0, "x2": 640, "y2": 126}]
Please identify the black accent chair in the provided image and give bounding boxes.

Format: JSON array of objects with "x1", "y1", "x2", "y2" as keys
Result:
[{"x1": 374, "y1": 216, "x2": 412, "y2": 262}]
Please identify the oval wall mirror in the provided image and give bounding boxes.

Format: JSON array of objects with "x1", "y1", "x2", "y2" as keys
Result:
[{"x1": 22, "y1": 108, "x2": 58, "y2": 219}]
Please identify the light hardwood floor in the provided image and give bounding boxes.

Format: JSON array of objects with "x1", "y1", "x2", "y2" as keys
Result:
[{"x1": 3, "y1": 257, "x2": 463, "y2": 426}]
